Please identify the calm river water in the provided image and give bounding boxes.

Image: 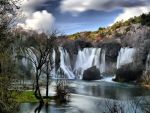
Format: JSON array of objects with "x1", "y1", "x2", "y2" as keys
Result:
[{"x1": 20, "y1": 77, "x2": 150, "y2": 113}]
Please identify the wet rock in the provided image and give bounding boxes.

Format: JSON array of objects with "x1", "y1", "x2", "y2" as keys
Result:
[{"x1": 82, "y1": 66, "x2": 102, "y2": 80}]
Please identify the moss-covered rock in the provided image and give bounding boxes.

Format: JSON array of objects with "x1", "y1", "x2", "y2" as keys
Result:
[{"x1": 113, "y1": 63, "x2": 144, "y2": 82}]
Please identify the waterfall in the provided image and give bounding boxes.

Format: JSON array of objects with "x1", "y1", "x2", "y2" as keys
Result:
[
  {"x1": 116, "y1": 48, "x2": 136, "y2": 69},
  {"x1": 25, "y1": 48, "x2": 38, "y2": 73},
  {"x1": 145, "y1": 54, "x2": 150, "y2": 73},
  {"x1": 21, "y1": 47, "x2": 106, "y2": 79},
  {"x1": 22, "y1": 58, "x2": 28, "y2": 67},
  {"x1": 50, "y1": 49, "x2": 56, "y2": 76},
  {"x1": 73, "y1": 48, "x2": 105, "y2": 78},
  {"x1": 56, "y1": 47, "x2": 75, "y2": 79}
]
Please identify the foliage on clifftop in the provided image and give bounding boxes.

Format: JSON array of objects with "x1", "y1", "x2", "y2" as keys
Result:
[{"x1": 68, "y1": 12, "x2": 150, "y2": 42}]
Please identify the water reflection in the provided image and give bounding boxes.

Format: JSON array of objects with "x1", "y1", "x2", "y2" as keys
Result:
[
  {"x1": 20, "y1": 79, "x2": 150, "y2": 113},
  {"x1": 68, "y1": 80, "x2": 149, "y2": 99}
]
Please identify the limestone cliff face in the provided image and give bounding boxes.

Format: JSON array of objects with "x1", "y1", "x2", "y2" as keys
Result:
[
  {"x1": 100, "y1": 23, "x2": 150, "y2": 65},
  {"x1": 60, "y1": 23, "x2": 150, "y2": 75},
  {"x1": 104, "y1": 23, "x2": 150, "y2": 47}
]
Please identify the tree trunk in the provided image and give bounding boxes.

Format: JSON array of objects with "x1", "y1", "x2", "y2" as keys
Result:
[
  {"x1": 34, "y1": 102, "x2": 44, "y2": 113},
  {"x1": 34, "y1": 75, "x2": 44, "y2": 104},
  {"x1": 46, "y1": 63, "x2": 49, "y2": 99}
]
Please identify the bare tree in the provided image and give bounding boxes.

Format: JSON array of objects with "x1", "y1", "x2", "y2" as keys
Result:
[
  {"x1": 45, "y1": 46, "x2": 60, "y2": 99},
  {"x1": 95, "y1": 97, "x2": 150, "y2": 113},
  {"x1": 23, "y1": 30, "x2": 59, "y2": 105}
]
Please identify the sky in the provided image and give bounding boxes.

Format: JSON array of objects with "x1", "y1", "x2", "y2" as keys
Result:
[{"x1": 18, "y1": 0, "x2": 150, "y2": 35}]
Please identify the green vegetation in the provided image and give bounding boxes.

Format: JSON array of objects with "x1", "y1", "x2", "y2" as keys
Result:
[
  {"x1": 0, "y1": 0, "x2": 150, "y2": 112},
  {"x1": 140, "y1": 70, "x2": 150, "y2": 88},
  {"x1": 113, "y1": 63, "x2": 144, "y2": 82},
  {"x1": 68, "y1": 12, "x2": 150, "y2": 40},
  {"x1": 0, "y1": 0, "x2": 69, "y2": 112},
  {"x1": 125, "y1": 27, "x2": 130, "y2": 32},
  {"x1": 15, "y1": 91, "x2": 38, "y2": 103},
  {"x1": 115, "y1": 32, "x2": 122, "y2": 37},
  {"x1": 15, "y1": 91, "x2": 55, "y2": 103},
  {"x1": 0, "y1": 0, "x2": 25, "y2": 112}
]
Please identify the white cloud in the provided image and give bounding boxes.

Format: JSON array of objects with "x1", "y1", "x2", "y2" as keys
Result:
[
  {"x1": 17, "y1": 0, "x2": 55, "y2": 31},
  {"x1": 60, "y1": 0, "x2": 147, "y2": 14},
  {"x1": 18, "y1": 10, "x2": 55, "y2": 31},
  {"x1": 114, "y1": 6, "x2": 150, "y2": 22},
  {"x1": 110, "y1": 5, "x2": 150, "y2": 25}
]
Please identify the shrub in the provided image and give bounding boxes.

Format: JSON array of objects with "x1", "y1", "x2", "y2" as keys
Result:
[
  {"x1": 55, "y1": 81, "x2": 70, "y2": 102},
  {"x1": 126, "y1": 27, "x2": 130, "y2": 32},
  {"x1": 140, "y1": 70, "x2": 150, "y2": 86},
  {"x1": 115, "y1": 32, "x2": 122, "y2": 37},
  {"x1": 114, "y1": 63, "x2": 144, "y2": 82}
]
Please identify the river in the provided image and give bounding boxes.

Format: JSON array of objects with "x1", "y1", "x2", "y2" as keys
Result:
[{"x1": 19, "y1": 77, "x2": 150, "y2": 113}]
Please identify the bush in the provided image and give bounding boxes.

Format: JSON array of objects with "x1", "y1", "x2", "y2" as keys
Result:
[
  {"x1": 126, "y1": 27, "x2": 130, "y2": 32},
  {"x1": 140, "y1": 70, "x2": 150, "y2": 86},
  {"x1": 55, "y1": 81, "x2": 70, "y2": 103},
  {"x1": 115, "y1": 32, "x2": 122, "y2": 37},
  {"x1": 114, "y1": 63, "x2": 144, "y2": 82}
]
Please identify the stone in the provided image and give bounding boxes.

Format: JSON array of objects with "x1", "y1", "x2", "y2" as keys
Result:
[{"x1": 82, "y1": 66, "x2": 102, "y2": 80}]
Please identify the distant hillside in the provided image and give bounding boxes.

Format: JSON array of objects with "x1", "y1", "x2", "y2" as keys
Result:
[{"x1": 67, "y1": 12, "x2": 150, "y2": 47}]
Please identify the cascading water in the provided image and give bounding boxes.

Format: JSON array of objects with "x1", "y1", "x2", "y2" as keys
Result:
[
  {"x1": 56, "y1": 47, "x2": 75, "y2": 79},
  {"x1": 20, "y1": 47, "x2": 106, "y2": 79},
  {"x1": 21, "y1": 47, "x2": 38, "y2": 74},
  {"x1": 145, "y1": 54, "x2": 150, "y2": 73},
  {"x1": 50, "y1": 49, "x2": 56, "y2": 76},
  {"x1": 73, "y1": 48, "x2": 105, "y2": 78},
  {"x1": 116, "y1": 47, "x2": 136, "y2": 69},
  {"x1": 22, "y1": 58, "x2": 28, "y2": 67},
  {"x1": 21, "y1": 46, "x2": 138, "y2": 79}
]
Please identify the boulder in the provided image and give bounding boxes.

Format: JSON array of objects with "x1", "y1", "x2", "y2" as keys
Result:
[{"x1": 82, "y1": 66, "x2": 102, "y2": 80}]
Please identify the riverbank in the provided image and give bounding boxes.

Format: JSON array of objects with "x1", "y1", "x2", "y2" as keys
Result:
[
  {"x1": 19, "y1": 80, "x2": 150, "y2": 113},
  {"x1": 15, "y1": 91, "x2": 55, "y2": 103},
  {"x1": 139, "y1": 83, "x2": 150, "y2": 89}
]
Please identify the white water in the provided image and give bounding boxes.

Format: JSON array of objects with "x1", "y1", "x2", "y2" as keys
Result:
[
  {"x1": 56, "y1": 47, "x2": 75, "y2": 79},
  {"x1": 73, "y1": 48, "x2": 105, "y2": 78},
  {"x1": 21, "y1": 47, "x2": 106, "y2": 79},
  {"x1": 23, "y1": 48, "x2": 38, "y2": 73},
  {"x1": 146, "y1": 54, "x2": 150, "y2": 70},
  {"x1": 116, "y1": 48, "x2": 136, "y2": 69},
  {"x1": 56, "y1": 47, "x2": 106, "y2": 79},
  {"x1": 22, "y1": 47, "x2": 137, "y2": 79},
  {"x1": 145, "y1": 54, "x2": 150, "y2": 73},
  {"x1": 22, "y1": 58, "x2": 28, "y2": 67}
]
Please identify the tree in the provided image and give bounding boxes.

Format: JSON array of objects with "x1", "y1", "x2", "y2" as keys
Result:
[
  {"x1": 0, "y1": 0, "x2": 25, "y2": 112},
  {"x1": 23, "y1": 30, "x2": 60, "y2": 105},
  {"x1": 95, "y1": 97, "x2": 147, "y2": 113},
  {"x1": 45, "y1": 46, "x2": 60, "y2": 99}
]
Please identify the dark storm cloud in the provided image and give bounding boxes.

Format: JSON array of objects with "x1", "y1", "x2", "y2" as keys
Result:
[
  {"x1": 102, "y1": 0, "x2": 146, "y2": 10},
  {"x1": 35, "y1": 0, "x2": 59, "y2": 12},
  {"x1": 20, "y1": 0, "x2": 150, "y2": 34},
  {"x1": 60, "y1": 0, "x2": 149, "y2": 14}
]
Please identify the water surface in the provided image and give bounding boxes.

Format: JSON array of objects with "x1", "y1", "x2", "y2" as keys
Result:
[{"x1": 20, "y1": 78, "x2": 150, "y2": 113}]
